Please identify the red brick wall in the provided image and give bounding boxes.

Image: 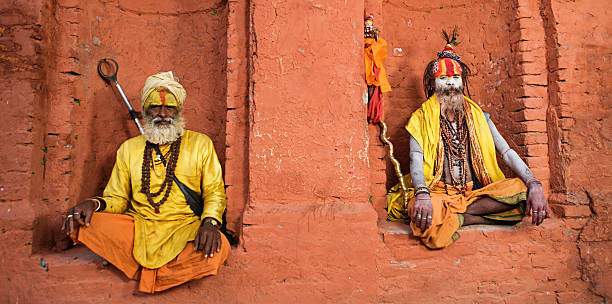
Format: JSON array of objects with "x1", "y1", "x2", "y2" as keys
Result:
[
  {"x1": 545, "y1": 0, "x2": 612, "y2": 298},
  {"x1": 367, "y1": 0, "x2": 529, "y2": 215},
  {"x1": 224, "y1": 0, "x2": 249, "y2": 235}
]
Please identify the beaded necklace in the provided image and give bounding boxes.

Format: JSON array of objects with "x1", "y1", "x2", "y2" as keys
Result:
[
  {"x1": 139, "y1": 137, "x2": 181, "y2": 213},
  {"x1": 440, "y1": 109, "x2": 469, "y2": 195}
]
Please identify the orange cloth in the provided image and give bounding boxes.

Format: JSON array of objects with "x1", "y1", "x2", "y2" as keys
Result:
[
  {"x1": 364, "y1": 37, "x2": 391, "y2": 93},
  {"x1": 72, "y1": 213, "x2": 230, "y2": 293},
  {"x1": 364, "y1": 37, "x2": 392, "y2": 123},
  {"x1": 408, "y1": 178, "x2": 527, "y2": 249}
]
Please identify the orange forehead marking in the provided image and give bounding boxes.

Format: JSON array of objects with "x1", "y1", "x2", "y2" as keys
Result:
[{"x1": 159, "y1": 90, "x2": 166, "y2": 106}]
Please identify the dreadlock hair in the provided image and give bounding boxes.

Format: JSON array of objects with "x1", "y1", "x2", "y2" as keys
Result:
[{"x1": 423, "y1": 28, "x2": 473, "y2": 99}]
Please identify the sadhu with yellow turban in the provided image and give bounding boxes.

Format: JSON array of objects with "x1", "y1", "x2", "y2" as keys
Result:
[
  {"x1": 387, "y1": 29, "x2": 549, "y2": 249},
  {"x1": 63, "y1": 71, "x2": 230, "y2": 293}
]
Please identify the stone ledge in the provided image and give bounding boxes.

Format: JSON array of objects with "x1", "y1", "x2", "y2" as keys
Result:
[{"x1": 378, "y1": 219, "x2": 524, "y2": 236}]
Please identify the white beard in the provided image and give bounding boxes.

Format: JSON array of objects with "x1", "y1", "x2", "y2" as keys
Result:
[
  {"x1": 143, "y1": 114, "x2": 185, "y2": 145},
  {"x1": 438, "y1": 92, "x2": 465, "y2": 119},
  {"x1": 436, "y1": 84, "x2": 465, "y2": 120}
]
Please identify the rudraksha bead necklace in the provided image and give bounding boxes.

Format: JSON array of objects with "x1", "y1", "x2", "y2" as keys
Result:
[
  {"x1": 140, "y1": 137, "x2": 181, "y2": 213},
  {"x1": 440, "y1": 109, "x2": 469, "y2": 194}
]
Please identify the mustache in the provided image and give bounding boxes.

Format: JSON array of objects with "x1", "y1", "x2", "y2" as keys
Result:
[
  {"x1": 152, "y1": 117, "x2": 174, "y2": 124},
  {"x1": 442, "y1": 86, "x2": 462, "y2": 93},
  {"x1": 438, "y1": 86, "x2": 463, "y2": 96}
]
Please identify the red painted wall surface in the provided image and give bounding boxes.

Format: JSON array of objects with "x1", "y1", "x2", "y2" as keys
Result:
[
  {"x1": 0, "y1": 0, "x2": 610, "y2": 302},
  {"x1": 0, "y1": 0, "x2": 43, "y2": 264}
]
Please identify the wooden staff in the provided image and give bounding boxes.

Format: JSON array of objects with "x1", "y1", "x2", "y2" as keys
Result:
[{"x1": 377, "y1": 121, "x2": 410, "y2": 212}]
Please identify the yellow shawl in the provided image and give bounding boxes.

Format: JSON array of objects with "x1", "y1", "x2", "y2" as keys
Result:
[{"x1": 387, "y1": 94, "x2": 505, "y2": 222}]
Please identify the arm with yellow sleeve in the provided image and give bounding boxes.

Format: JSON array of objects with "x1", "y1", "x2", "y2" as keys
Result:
[
  {"x1": 199, "y1": 138, "x2": 226, "y2": 224},
  {"x1": 97, "y1": 142, "x2": 131, "y2": 214}
]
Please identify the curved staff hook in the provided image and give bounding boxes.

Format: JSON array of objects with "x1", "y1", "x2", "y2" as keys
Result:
[{"x1": 97, "y1": 58, "x2": 144, "y2": 135}]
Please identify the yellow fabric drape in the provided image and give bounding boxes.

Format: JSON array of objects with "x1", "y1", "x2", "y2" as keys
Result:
[
  {"x1": 364, "y1": 37, "x2": 392, "y2": 93},
  {"x1": 99, "y1": 130, "x2": 226, "y2": 269},
  {"x1": 387, "y1": 94, "x2": 505, "y2": 222}
]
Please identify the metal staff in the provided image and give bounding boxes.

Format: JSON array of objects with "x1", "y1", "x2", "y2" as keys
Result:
[{"x1": 97, "y1": 58, "x2": 144, "y2": 135}]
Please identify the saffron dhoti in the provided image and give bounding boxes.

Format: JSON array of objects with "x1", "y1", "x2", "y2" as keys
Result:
[
  {"x1": 403, "y1": 178, "x2": 526, "y2": 249},
  {"x1": 71, "y1": 213, "x2": 230, "y2": 293}
]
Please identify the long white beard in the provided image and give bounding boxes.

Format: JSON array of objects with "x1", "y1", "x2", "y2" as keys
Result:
[
  {"x1": 143, "y1": 114, "x2": 185, "y2": 145},
  {"x1": 437, "y1": 86, "x2": 465, "y2": 119}
]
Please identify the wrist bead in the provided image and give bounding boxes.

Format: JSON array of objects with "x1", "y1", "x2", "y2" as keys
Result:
[
  {"x1": 414, "y1": 186, "x2": 430, "y2": 196},
  {"x1": 526, "y1": 178, "x2": 542, "y2": 187}
]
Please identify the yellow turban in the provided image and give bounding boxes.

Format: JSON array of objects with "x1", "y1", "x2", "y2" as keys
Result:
[{"x1": 141, "y1": 71, "x2": 186, "y2": 110}]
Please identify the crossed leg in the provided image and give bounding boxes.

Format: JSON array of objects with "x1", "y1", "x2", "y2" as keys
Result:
[{"x1": 461, "y1": 196, "x2": 517, "y2": 226}]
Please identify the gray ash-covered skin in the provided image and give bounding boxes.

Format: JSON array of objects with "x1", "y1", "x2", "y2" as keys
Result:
[{"x1": 408, "y1": 117, "x2": 536, "y2": 190}]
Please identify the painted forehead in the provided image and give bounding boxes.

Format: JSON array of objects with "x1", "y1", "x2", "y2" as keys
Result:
[{"x1": 145, "y1": 89, "x2": 179, "y2": 108}]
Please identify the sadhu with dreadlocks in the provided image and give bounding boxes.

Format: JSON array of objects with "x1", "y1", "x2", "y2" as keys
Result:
[
  {"x1": 387, "y1": 30, "x2": 549, "y2": 249},
  {"x1": 63, "y1": 72, "x2": 229, "y2": 293}
]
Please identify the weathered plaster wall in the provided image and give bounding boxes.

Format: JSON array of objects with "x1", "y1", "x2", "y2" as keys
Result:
[
  {"x1": 0, "y1": 0, "x2": 610, "y2": 302},
  {"x1": 0, "y1": 0, "x2": 45, "y2": 264},
  {"x1": 238, "y1": 0, "x2": 379, "y2": 300}
]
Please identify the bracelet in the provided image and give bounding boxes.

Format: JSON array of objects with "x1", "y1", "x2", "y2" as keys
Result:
[
  {"x1": 526, "y1": 178, "x2": 542, "y2": 187},
  {"x1": 91, "y1": 198, "x2": 106, "y2": 212},
  {"x1": 414, "y1": 186, "x2": 430, "y2": 196},
  {"x1": 202, "y1": 217, "x2": 220, "y2": 229},
  {"x1": 91, "y1": 199, "x2": 101, "y2": 212}
]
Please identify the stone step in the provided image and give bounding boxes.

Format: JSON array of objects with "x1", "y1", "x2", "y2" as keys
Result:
[{"x1": 375, "y1": 218, "x2": 600, "y2": 303}]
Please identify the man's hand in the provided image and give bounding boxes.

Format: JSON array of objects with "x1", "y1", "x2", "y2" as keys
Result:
[
  {"x1": 526, "y1": 182, "x2": 548, "y2": 225},
  {"x1": 194, "y1": 220, "x2": 221, "y2": 258},
  {"x1": 412, "y1": 193, "x2": 433, "y2": 230},
  {"x1": 62, "y1": 199, "x2": 97, "y2": 235}
]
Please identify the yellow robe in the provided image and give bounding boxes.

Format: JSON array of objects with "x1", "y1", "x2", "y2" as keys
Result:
[{"x1": 98, "y1": 130, "x2": 226, "y2": 269}]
